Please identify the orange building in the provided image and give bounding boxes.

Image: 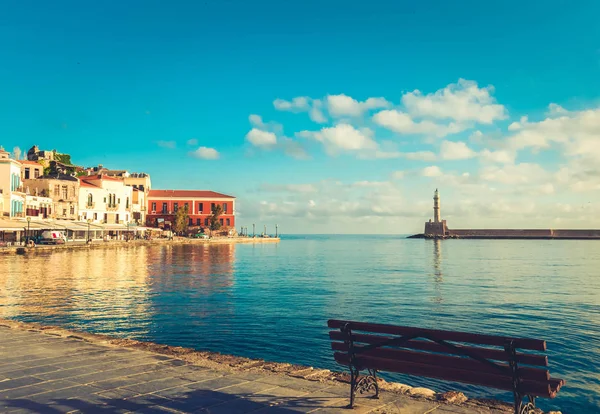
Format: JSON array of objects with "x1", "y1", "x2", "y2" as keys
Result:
[{"x1": 146, "y1": 190, "x2": 235, "y2": 231}]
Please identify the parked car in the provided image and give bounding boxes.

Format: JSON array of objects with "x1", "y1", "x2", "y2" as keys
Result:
[{"x1": 38, "y1": 231, "x2": 66, "y2": 245}]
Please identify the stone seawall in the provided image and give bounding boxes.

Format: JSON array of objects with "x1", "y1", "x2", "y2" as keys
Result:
[
  {"x1": 0, "y1": 236, "x2": 280, "y2": 255},
  {"x1": 409, "y1": 229, "x2": 600, "y2": 240}
]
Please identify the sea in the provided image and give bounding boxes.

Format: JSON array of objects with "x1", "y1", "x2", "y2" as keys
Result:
[{"x1": 0, "y1": 235, "x2": 598, "y2": 413}]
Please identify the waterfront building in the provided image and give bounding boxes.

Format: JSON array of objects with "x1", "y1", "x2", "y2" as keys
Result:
[
  {"x1": 23, "y1": 174, "x2": 80, "y2": 220},
  {"x1": 0, "y1": 148, "x2": 25, "y2": 218},
  {"x1": 24, "y1": 193, "x2": 53, "y2": 219},
  {"x1": 20, "y1": 160, "x2": 44, "y2": 180},
  {"x1": 78, "y1": 175, "x2": 133, "y2": 225},
  {"x1": 146, "y1": 190, "x2": 235, "y2": 231},
  {"x1": 123, "y1": 173, "x2": 151, "y2": 225}
]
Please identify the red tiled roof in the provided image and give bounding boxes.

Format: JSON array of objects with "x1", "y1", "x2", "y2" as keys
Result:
[
  {"x1": 148, "y1": 189, "x2": 235, "y2": 199},
  {"x1": 21, "y1": 160, "x2": 43, "y2": 166},
  {"x1": 80, "y1": 180, "x2": 99, "y2": 188}
]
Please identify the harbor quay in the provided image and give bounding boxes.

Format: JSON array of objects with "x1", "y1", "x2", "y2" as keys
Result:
[
  {"x1": 0, "y1": 236, "x2": 280, "y2": 255},
  {"x1": 0, "y1": 319, "x2": 515, "y2": 414}
]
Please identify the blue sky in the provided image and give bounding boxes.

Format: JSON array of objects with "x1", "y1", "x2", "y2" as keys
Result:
[{"x1": 1, "y1": 1, "x2": 599, "y2": 233}]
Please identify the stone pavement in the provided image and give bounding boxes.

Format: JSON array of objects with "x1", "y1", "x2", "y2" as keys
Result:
[{"x1": 0, "y1": 325, "x2": 504, "y2": 414}]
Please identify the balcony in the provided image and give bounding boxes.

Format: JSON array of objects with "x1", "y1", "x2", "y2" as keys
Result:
[
  {"x1": 12, "y1": 212, "x2": 25, "y2": 218},
  {"x1": 86, "y1": 202, "x2": 95, "y2": 209},
  {"x1": 106, "y1": 204, "x2": 120, "y2": 211}
]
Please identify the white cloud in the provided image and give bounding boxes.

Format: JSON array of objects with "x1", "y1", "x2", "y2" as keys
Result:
[
  {"x1": 157, "y1": 140, "x2": 176, "y2": 149},
  {"x1": 547, "y1": 103, "x2": 569, "y2": 117},
  {"x1": 422, "y1": 166, "x2": 443, "y2": 177},
  {"x1": 298, "y1": 124, "x2": 378, "y2": 151},
  {"x1": 479, "y1": 149, "x2": 515, "y2": 164},
  {"x1": 404, "y1": 151, "x2": 437, "y2": 161},
  {"x1": 392, "y1": 171, "x2": 405, "y2": 179},
  {"x1": 186, "y1": 138, "x2": 198, "y2": 146},
  {"x1": 401, "y1": 78, "x2": 507, "y2": 124},
  {"x1": 249, "y1": 114, "x2": 266, "y2": 129},
  {"x1": 326, "y1": 94, "x2": 390, "y2": 117},
  {"x1": 190, "y1": 146, "x2": 220, "y2": 160},
  {"x1": 506, "y1": 108, "x2": 600, "y2": 160},
  {"x1": 373, "y1": 109, "x2": 464, "y2": 137},
  {"x1": 246, "y1": 128, "x2": 277, "y2": 147},
  {"x1": 273, "y1": 96, "x2": 310, "y2": 111},
  {"x1": 309, "y1": 99, "x2": 327, "y2": 123},
  {"x1": 274, "y1": 97, "x2": 327, "y2": 124},
  {"x1": 440, "y1": 141, "x2": 476, "y2": 160},
  {"x1": 479, "y1": 163, "x2": 550, "y2": 185},
  {"x1": 259, "y1": 183, "x2": 318, "y2": 193}
]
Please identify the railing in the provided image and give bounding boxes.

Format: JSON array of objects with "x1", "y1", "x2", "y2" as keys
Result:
[
  {"x1": 12, "y1": 212, "x2": 25, "y2": 218},
  {"x1": 106, "y1": 204, "x2": 120, "y2": 211},
  {"x1": 86, "y1": 202, "x2": 95, "y2": 209}
]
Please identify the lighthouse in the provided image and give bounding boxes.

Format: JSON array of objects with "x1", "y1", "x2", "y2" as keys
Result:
[
  {"x1": 424, "y1": 189, "x2": 447, "y2": 238},
  {"x1": 433, "y1": 189, "x2": 441, "y2": 223}
]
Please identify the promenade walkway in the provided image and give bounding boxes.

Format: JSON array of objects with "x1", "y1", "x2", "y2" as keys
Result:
[{"x1": 0, "y1": 325, "x2": 507, "y2": 414}]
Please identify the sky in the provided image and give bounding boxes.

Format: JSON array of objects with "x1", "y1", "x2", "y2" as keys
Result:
[{"x1": 1, "y1": 0, "x2": 599, "y2": 234}]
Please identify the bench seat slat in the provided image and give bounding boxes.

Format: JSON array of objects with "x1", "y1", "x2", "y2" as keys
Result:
[
  {"x1": 328, "y1": 319, "x2": 546, "y2": 351},
  {"x1": 329, "y1": 331, "x2": 548, "y2": 366},
  {"x1": 331, "y1": 342, "x2": 549, "y2": 381},
  {"x1": 333, "y1": 353, "x2": 563, "y2": 398}
]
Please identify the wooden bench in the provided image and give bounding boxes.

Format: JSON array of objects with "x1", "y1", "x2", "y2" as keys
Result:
[{"x1": 328, "y1": 319, "x2": 565, "y2": 414}]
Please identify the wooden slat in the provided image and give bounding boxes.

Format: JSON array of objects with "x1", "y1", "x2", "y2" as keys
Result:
[
  {"x1": 328, "y1": 320, "x2": 546, "y2": 351},
  {"x1": 331, "y1": 342, "x2": 549, "y2": 381},
  {"x1": 329, "y1": 331, "x2": 548, "y2": 366},
  {"x1": 333, "y1": 353, "x2": 555, "y2": 398}
]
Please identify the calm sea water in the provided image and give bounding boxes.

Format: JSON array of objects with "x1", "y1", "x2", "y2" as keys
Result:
[{"x1": 0, "y1": 236, "x2": 598, "y2": 413}]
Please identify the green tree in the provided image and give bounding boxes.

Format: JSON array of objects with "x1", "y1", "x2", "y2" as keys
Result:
[
  {"x1": 173, "y1": 205, "x2": 189, "y2": 235},
  {"x1": 209, "y1": 204, "x2": 223, "y2": 234}
]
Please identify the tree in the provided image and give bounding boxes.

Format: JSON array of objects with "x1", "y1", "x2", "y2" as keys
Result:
[
  {"x1": 209, "y1": 204, "x2": 223, "y2": 235},
  {"x1": 173, "y1": 205, "x2": 189, "y2": 235}
]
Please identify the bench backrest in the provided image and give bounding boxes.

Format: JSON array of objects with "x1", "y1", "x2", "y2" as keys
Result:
[{"x1": 328, "y1": 319, "x2": 564, "y2": 399}]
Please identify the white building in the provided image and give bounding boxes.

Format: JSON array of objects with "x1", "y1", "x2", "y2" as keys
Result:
[
  {"x1": 0, "y1": 149, "x2": 25, "y2": 218},
  {"x1": 78, "y1": 175, "x2": 133, "y2": 225}
]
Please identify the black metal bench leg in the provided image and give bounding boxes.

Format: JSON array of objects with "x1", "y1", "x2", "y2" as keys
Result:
[
  {"x1": 348, "y1": 366, "x2": 358, "y2": 409},
  {"x1": 517, "y1": 395, "x2": 536, "y2": 414}
]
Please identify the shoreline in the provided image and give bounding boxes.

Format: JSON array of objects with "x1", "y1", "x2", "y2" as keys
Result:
[
  {"x1": 0, "y1": 236, "x2": 280, "y2": 255},
  {"x1": 0, "y1": 318, "x2": 518, "y2": 413}
]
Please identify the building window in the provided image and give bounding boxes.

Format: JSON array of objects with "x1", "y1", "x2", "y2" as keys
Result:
[
  {"x1": 104, "y1": 196, "x2": 107, "y2": 203},
  {"x1": 54, "y1": 185, "x2": 60, "y2": 197},
  {"x1": 34, "y1": 169, "x2": 40, "y2": 178},
  {"x1": 152, "y1": 202, "x2": 156, "y2": 211},
  {"x1": 104, "y1": 213, "x2": 107, "y2": 222},
  {"x1": 219, "y1": 218, "x2": 223, "y2": 225},
  {"x1": 184, "y1": 203, "x2": 188, "y2": 212},
  {"x1": 204, "y1": 218, "x2": 209, "y2": 226},
  {"x1": 63, "y1": 208, "x2": 67, "y2": 216},
  {"x1": 94, "y1": 213, "x2": 97, "y2": 220},
  {"x1": 87, "y1": 193, "x2": 93, "y2": 207},
  {"x1": 196, "y1": 218, "x2": 201, "y2": 226},
  {"x1": 126, "y1": 197, "x2": 129, "y2": 208},
  {"x1": 174, "y1": 202, "x2": 178, "y2": 212},
  {"x1": 189, "y1": 218, "x2": 193, "y2": 226},
  {"x1": 226, "y1": 218, "x2": 230, "y2": 226},
  {"x1": 162, "y1": 203, "x2": 167, "y2": 213},
  {"x1": 24, "y1": 168, "x2": 30, "y2": 179},
  {"x1": 116, "y1": 214, "x2": 119, "y2": 223},
  {"x1": 223, "y1": 203, "x2": 227, "y2": 213},
  {"x1": 211, "y1": 203, "x2": 215, "y2": 212},
  {"x1": 198, "y1": 203, "x2": 203, "y2": 213},
  {"x1": 70, "y1": 205, "x2": 74, "y2": 215},
  {"x1": 118, "y1": 198, "x2": 120, "y2": 204}
]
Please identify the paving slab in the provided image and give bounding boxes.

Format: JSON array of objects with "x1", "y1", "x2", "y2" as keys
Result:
[{"x1": 0, "y1": 324, "x2": 471, "y2": 414}]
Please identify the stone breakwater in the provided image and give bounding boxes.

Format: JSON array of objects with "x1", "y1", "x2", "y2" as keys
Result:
[
  {"x1": 0, "y1": 236, "x2": 280, "y2": 255},
  {"x1": 0, "y1": 318, "x2": 540, "y2": 413}
]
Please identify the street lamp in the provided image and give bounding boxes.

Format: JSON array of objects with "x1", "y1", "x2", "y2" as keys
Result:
[
  {"x1": 276, "y1": 224, "x2": 278, "y2": 238},
  {"x1": 87, "y1": 219, "x2": 91, "y2": 243},
  {"x1": 26, "y1": 216, "x2": 31, "y2": 243},
  {"x1": 253, "y1": 223, "x2": 255, "y2": 238}
]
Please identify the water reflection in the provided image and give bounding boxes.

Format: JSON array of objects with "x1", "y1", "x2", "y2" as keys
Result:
[
  {"x1": 0, "y1": 244, "x2": 236, "y2": 335},
  {"x1": 430, "y1": 239, "x2": 443, "y2": 303}
]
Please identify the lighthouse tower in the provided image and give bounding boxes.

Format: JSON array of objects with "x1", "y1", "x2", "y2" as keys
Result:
[
  {"x1": 433, "y1": 188, "x2": 441, "y2": 223},
  {"x1": 424, "y1": 189, "x2": 447, "y2": 238}
]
